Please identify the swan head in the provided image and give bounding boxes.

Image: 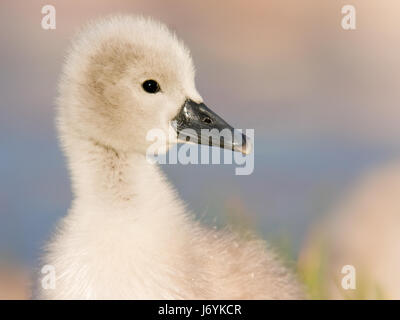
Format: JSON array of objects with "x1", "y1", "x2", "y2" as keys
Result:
[{"x1": 58, "y1": 16, "x2": 251, "y2": 155}]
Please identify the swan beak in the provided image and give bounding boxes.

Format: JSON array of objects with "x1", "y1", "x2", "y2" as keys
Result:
[{"x1": 171, "y1": 99, "x2": 252, "y2": 155}]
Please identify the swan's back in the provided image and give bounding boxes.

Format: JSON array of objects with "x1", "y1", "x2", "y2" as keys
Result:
[{"x1": 192, "y1": 226, "x2": 304, "y2": 299}]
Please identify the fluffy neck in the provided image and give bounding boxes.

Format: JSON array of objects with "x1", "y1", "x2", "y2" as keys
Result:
[
  {"x1": 48, "y1": 133, "x2": 196, "y2": 299},
  {"x1": 62, "y1": 133, "x2": 184, "y2": 218},
  {"x1": 67, "y1": 136, "x2": 139, "y2": 204}
]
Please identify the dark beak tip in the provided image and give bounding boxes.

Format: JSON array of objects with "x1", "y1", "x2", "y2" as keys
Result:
[
  {"x1": 174, "y1": 99, "x2": 253, "y2": 155},
  {"x1": 239, "y1": 137, "x2": 252, "y2": 155}
]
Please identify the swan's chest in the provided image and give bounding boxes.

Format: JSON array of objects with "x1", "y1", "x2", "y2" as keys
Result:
[{"x1": 42, "y1": 205, "x2": 198, "y2": 299}]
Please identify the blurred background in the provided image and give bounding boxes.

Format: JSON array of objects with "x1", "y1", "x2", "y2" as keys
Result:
[{"x1": 1, "y1": 0, "x2": 400, "y2": 299}]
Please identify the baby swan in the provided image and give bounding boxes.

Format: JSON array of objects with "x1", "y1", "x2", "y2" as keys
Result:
[{"x1": 41, "y1": 16, "x2": 304, "y2": 299}]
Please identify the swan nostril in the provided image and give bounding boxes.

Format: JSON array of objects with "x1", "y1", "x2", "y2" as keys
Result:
[{"x1": 202, "y1": 117, "x2": 212, "y2": 124}]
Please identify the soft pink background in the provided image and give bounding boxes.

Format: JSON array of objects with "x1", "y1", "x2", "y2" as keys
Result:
[{"x1": 1, "y1": 0, "x2": 399, "y2": 298}]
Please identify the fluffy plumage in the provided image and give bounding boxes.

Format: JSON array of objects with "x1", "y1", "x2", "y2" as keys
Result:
[{"x1": 41, "y1": 15, "x2": 304, "y2": 299}]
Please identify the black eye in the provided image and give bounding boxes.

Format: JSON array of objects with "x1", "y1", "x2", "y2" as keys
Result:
[{"x1": 142, "y1": 80, "x2": 160, "y2": 94}]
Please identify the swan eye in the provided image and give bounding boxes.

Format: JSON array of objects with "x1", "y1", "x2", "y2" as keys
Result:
[{"x1": 142, "y1": 80, "x2": 160, "y2": 94}]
